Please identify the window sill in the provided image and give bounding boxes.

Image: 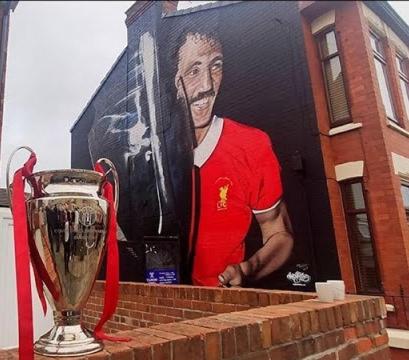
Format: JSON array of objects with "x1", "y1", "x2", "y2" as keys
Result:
[
  {"x1": 387, "y1": 120, "x2": 409, "y2": 138},
  {"x1": 387, "y1": 328, "x2": 409, "y2": 349},
  {"x1": 329, "y1": 122, "x2": 362, "y2": 136}
]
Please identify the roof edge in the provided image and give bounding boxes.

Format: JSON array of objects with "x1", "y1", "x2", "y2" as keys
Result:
[
  {"x1": 364, "y1": 1, "x2": 409, "y2": 46},
  {"x1": 163, "y1": 1, "x2": 241, "y2": 18},
  {"x1": 70, "y1": 47, "x2": 127, "y2": 133}
]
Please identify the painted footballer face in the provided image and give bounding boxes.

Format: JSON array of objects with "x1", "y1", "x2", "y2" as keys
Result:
[{"x1": 175, "y1": 33, "x2": 223, "y2": 130}]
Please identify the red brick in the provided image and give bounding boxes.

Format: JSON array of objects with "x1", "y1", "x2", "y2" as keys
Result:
[
  {"x1": 174, "y1": 299, "x2": 192, "y2": 309},
  {"x1": 221, "y1": 327, "x2": 236, "y2": 358},
  {"x1": 356, "y1": 337, "x2": 374, "y2": 353},
  {"x1": 183, "y1": 309, "x2": 205, "y2": 320},
  {"x1": 192, "y1": 300, "x2": 213, "y2": 312},
  {"x1": 364, "y1": 320, "x2": 381, "y2": 336},
  {"x1": 183, "y1": 317, "x2": 241, "y2": 358},
  {"x1": 213, "y1": 288, "x2": 224, "y2": 303},
  {"x1": 151, "y1": 342, "x2": 171, "y2": 360},
  {"x1": 103, "y1": 342, "x2": 134, "y2": 360},
  {"x1": 344, "y1": 326, "x2": 358, "y2": 341},
  {"x1": 234, "y1": 325, "x2": 250, "y2": 355},
  {"x1": 324, "y1": 329, "x2": 345, "y2": 348},
  {"x1": 372, "y1": 333, "x2": 389, "y2": 347},
  {"x1": 240, "y1": 290, "x2": 259, "y2": 306},
  {"x1": 238, "y1": 350, "x2": 270, "y2": 360},
  {"x1": 268, "y1": 294, "x2": 280, "y2": 305},
  {"x1": 211, "y1": 302, "x2": 236, "y2": 313},
  {"x1": 338, "y1": 343, "x2": 358, "y2": 360},
  {"x1": 271, "y1": 316, "x2": 292, "y2": 344},
  {"x1": 84, "y1": 350, "x2": 111, "y2": 359},
  {"x1": 204, "y1": 331, "x2": 221, "y2": 360},
  {"x1": 258, "y1": 293, "x2": 270, "y2": 307},
  {"x1": 157, "y1": 298, "x2": 174, "y2": 307},
  {"x1": 299, "y1": 337, "x2": 315, "y2": 357},
  {"x1": 268, "y1": 343, "x2": 300, "y2": 360},
  {"x1": 356, "y1": 322, "x2": 366, "y2": 338},
  {"x1": 216, "y1": 313, "x2": 270, "y2": 349},
  {"x1": 313, "y1": 334, "x2": 327, "y2": 353},
  {"x1": 314, "y1": 353, "x2": 337, "y2": 360}
]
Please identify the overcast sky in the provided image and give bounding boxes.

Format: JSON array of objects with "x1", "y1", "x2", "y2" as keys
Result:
[{"x1": 1, "y1": 1, "x2": 409, "y2": 186}]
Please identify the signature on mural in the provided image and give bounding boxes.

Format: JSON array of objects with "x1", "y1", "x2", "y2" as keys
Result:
[{"x1": 286, "y1": 271, "x2": 311, "y2": 286}]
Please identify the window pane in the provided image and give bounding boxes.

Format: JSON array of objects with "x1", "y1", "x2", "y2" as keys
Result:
[
  {"x1": 370, "y1": 34, "x2": 378, "y2": 52},
  {"x1": 344, "y1": 182, "x2": 365, "y2": 210},
  {"x1": 396, "y1": 56, "x2": 405, "y2": 74},
  {"x1": 396, "y1": 56, "x2": 402, "y2": 72},
  {"x1": 400, "y1": 78, "x2": 409, "y2": 119},
  {"x1": 349, "y1": 214, "x2": 380, "y2": 292},
  {"x1": 370, "y1": 33, "x2": 383, "y2": 56},
  {"x1": 320, "y1": 31, "x2": 338, "y2": 58},
  {"x1": 374, "y1": 58, "x2": 397, "y2": 120},
  {"x1": 401, "y1": 184, "x2": 409, "y2": 208},
  {"x1": 324, "y1": 56, "x2": 350, "y2": 122}
]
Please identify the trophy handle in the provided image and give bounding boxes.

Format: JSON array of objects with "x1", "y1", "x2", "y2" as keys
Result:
[
  {"x1": 6, "y1": 146, "x2": 36, "y2": 210},
  {"x1": 95, "y1": 158, "x2": 119, "y2": 214}
]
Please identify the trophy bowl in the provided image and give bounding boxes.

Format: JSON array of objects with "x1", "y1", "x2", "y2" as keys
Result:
[{"x1": 7, "y1": 147, "x2": 119, "y2": 357}]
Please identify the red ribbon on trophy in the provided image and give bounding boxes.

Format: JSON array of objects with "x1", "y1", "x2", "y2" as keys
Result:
[
  {"x1": 93, "y1": 162, "x2": 129, "y2": 342},
  {"x1": 11, "y1": 152, "x2": 37, "y2": 360},
  {"x1": 10, "y1": 153, "x2": 128, "y2": 360}
]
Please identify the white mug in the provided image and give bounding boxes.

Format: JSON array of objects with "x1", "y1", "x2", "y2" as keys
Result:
[
  {"x1": 327, "y1": 280, "x2": 345, "y2": 300},
  {"x1": 315, "y1": 282, "x2": 335, "y2": 302}
]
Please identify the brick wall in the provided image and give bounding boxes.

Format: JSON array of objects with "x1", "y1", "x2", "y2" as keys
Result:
[
  {"x1": 301, "y1": 0, "x2": 409, "y2": 331},
  {"x1": 83, "y1": 281, "x2": 315, "y2": 332},
  {"x1": 0, "y1": 283, "x2": 390, "y2": 359}
]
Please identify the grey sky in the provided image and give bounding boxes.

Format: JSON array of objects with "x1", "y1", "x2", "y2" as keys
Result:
[
  {"x1": 0, "y1": 1, "x2": 133, "y2": 185},
  {"x1": 1, "y1": 1, "x2": 409, "y2": 186}
]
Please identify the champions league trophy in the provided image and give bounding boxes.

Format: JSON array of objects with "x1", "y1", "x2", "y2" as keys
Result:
[{"x1": 7, "y1": 146, "x2": 119, "y2": 357}]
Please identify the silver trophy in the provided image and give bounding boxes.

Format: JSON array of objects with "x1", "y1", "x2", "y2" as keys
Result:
[{"x1": 7, "y1": 146, "x2": 119, "y2": 357}]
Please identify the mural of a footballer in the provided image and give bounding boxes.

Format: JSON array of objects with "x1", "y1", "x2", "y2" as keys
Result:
[{"x1": 174, "y1": 24, "x2": 294, "y2": 287}]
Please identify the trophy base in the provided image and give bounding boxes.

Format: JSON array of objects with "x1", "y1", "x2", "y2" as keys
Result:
[{"x1": 34, "y1": 311, "x2": 103, "y2": 357}]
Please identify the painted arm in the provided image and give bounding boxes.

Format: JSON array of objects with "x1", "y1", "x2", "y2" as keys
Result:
[{"x1": 218, "y1": 201, "x2": 294, "y2": 287}]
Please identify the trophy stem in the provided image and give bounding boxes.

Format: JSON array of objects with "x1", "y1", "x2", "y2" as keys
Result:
[
  {"x1": 34, "y1": 310, "x2": 103, "y2": 357},
  {"x1": 55, "y1": 310, "x2": 81, "y2": 326}
]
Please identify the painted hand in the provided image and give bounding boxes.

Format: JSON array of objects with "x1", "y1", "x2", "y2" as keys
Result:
[{"x1": 218, "y1": 263, "x2": 246, "y2": 287}]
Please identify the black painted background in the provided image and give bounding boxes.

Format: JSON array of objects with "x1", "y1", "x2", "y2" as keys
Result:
[{"x1": 71, "y1": 1, "x2": 340, "y2": 289}]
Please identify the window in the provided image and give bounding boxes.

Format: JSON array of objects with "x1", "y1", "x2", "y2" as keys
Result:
[
  {"x1": 401, "y1": 183, "x2": 409, "y2": 222},
  {"x1": 370, "y1": 32, "x2": 398, "y2": 122},
  {"x1": 341, "y1": 180, "x2": 382, "y2": 293},
  {"x1": 396, "y1": 54, "x2": 409, "y2": 120},
  {"x1": 317, "y1": 30, "x2": 350, "y2": 126}
]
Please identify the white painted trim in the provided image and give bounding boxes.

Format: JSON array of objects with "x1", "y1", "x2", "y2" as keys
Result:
[
  {"x1": 391, "y1": 152, "x2": 409, "y2": 177},
  {"x1": 335, "y1": 161, "x2": 364, "y2": 181},
  {"x1": 387, "y1": 328, "x2": 409, "y2": 350},
  {"x1": 311, "y1": 10, "x2": 335, "y2": 35},
  {"x1": 386, "y1": 304, "x2": 395, "y2": 312},
  {"x1": 329, "y1": 123, "x2": 362, "y2": 136},
  {"x1": 194, "y1": 116, "x2": 223, "y2": 168},
  {"x1": 252, "y1": 199, "x2": 281, "y2": 215},
  {"x1": 387, "y1": 120, "x2": 409, "y2": 138}
]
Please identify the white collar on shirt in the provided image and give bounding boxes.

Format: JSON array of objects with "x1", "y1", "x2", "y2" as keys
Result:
[{"x1": 194, "y1": 116, "x2": 224, "y2": 168}]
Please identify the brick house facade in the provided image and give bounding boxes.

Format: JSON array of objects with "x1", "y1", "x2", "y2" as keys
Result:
[{"x1": 300, "y1": 1, "x2": 409, "y2": 356}]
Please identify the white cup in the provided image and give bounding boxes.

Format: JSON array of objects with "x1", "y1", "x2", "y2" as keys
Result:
[
  {"x1": 315, "y1": 282, "x2": 335, "y2": 302},
  {"x1": 327, "y1": 280, "x2": 345, "y2": 300}
]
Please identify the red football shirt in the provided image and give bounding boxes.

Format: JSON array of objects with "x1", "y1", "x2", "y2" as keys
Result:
[{"x1": 192, "y1": 117, "x2": 283, "y2": 286}]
